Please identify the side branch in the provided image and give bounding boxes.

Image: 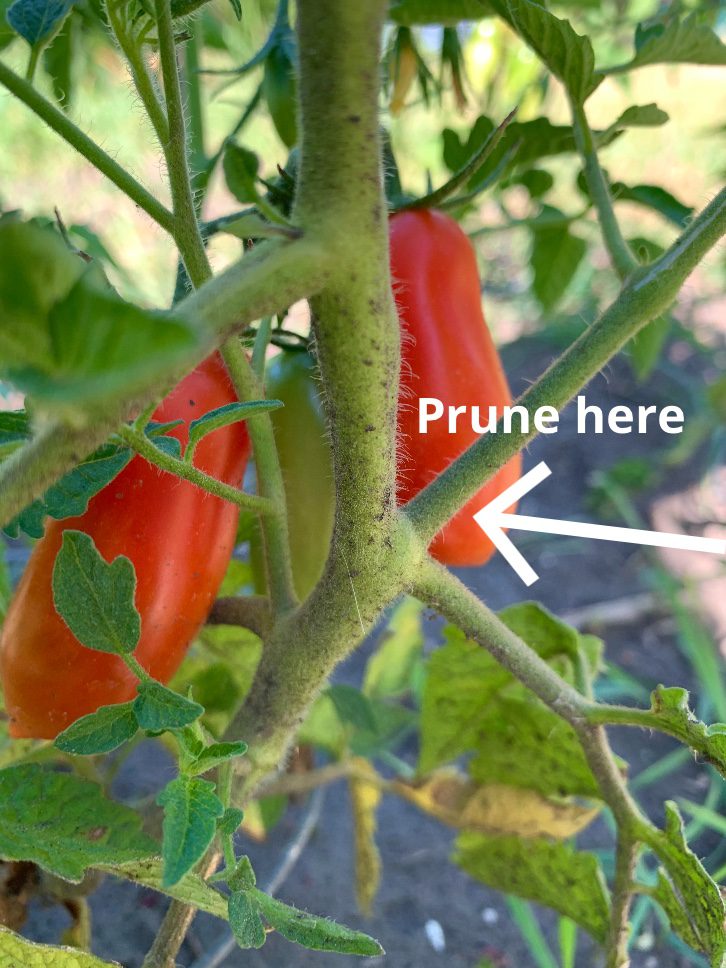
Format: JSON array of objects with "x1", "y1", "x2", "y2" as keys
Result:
[
  {"x1": 405, "y1": 187, "x2": 726, "y2": 545},
  {"x1": 0, "y1": 60, "x2": 174, "y2": 233}
]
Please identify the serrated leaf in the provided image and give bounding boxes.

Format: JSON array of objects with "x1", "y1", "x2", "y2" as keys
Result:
[
  {"x1": 189, "y1": 741, "x2": 248, "y2": 776},
  {"x1": 0, "y1": 925, "x2": 121, "y2": 967},
  {"x1": 327, "y1": 684, "x2": 379, "y2": 734},
  {"x1": 491, "y1": 0, "x2": 600, "y2": 103},
  {"x1": 530, "y1": 212, "x2": 587, "y2": 312},
  {"x1": 648, "y1": 686, "x2": 726, "y2": 778},
  {"x1": 647, "y1": 803, "x2": 726, "y2": 964},
  {"x1": 0, "y1": 764, "x2": 156, "y2": 882},
  {"x1": 6, "y1": 0, "x2": 74, "y2": 47},
  {"x1": 603, "y1": 14, "x2": 726, "y2": 73},
  {"x1": 134, "y1": 681, "x2": 204, "y2": 732},
  {"x1": 223, "y1": 142, "x2": 260, "y2": 204},
  {"x1": 253, "y1": 889, "x2": 384, "y2": 956},
  {"x1": 104, "y1": 858, "x2": 228, "y2": 917},
  {"x1": 397, "y1": 772, "x2": 598, "y2": 838},
  {"x1": 52, "y1": 530, "x2": 140, "y2": 655},
  {"x1": 349, "y1": 758, "x2": 382, "y2": 916},
  {"x1": 364, "y1": 596, "x2": 424, "y2": 699},
  {"x1": 3, "y1": 443, "x2": 132, "y2": 539},
  {"x1": 158, "y1": 775, "x2": 224, "y2": 887},
  {"x1": 54, "y1": 702, "x2": 137, "y2": 755},
  {"x1": 455, "y1": 830, "x2": 610, "y2": 941},
  {"x1": 229, "y1": 891, "x2": 266, "y2": 949},
  {"x1": 188, "y1": 400, "x2": 281, "y2": 453}
]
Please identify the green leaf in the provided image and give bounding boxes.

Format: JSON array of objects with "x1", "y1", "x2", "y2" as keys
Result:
[
  {"x1": 188, "y1": 400, "x2": 282, "y2": 454},
  {"x1": 6, "y1": 0, "x2": 74, "y2": 46},
  {"x1": 455, "y1": 831, "x2": 610, "y2": 941},
  {"x1": 389, "y1": 0, "x2": 492, "y2": 25},
  {"x1": 104, "y1": 858, "x2": 228, "y2": 918},
  {"x1": 134, "y1": 681, "x2": 204, "y2": 732},
  {"x1": 530, "y1": 209, "x2": 587, "y2": 312},
  {"x1": 647, "y1": 803, "x2": 726, "y2": 964},
  {"x1": 3, "y1": 443, "x2": 132, "y2": 539},
  {"x1": 253, "y1": 889, "x2": 384, "y2": 956},
  {"x1": 490, "y1": 0, "x2": 600, "y2": 103},
  {"x1": 226, "y1": 854, "x2": 256, "y2": 891},
  {"x1": 0, "y1": 764, "x2": 156, "y2": 882},
  {"x1": 608, "y1": 103, "x2": 669, "y2": 132},
  {"x1": 652, "y1": 869, "x2": 702, "y2": 953},
  {"x1": 263, "y1": 40, "x2": 297, "y2": 148},
  {"x1": 188, "y1": 741, "x2": 248, "y2": 776},
  {"x1": 229, "y1": 891, "x2": 266, "y2": 949},
  {"x1": 223, "y1": 142, "x2": 260, "y2": 204},
  {"x1": 0, "y1": 925, "x2": 122, "y2": 967},
  {"x1": 611, "y1": 182, "x2": 693, "y2": 229},
  {"x1": 364, "y1": 596, "x2": 424, "y2": 700},
  {"x1": 603, "y1": 14, "x2": 726, "y2": 74},
  {"x1": 52, "y1": 530, "x2": 140, "y2": 655},
  {"x1": 0, "y1": 409, "x2": 30, "y2": 461},
  {"x1": 509, "y1": 168, "x2": 554, "y2": 199},
  {"x1": 327, "y1": 684, "x2": 379, "y2": 734},
  {"x1": 0, "y1": 540, "x2": 11, "y2": 626},
  {"x1": 0, "y1": 221, "x2": 85, "y2": 372},
  {"x1": 44, "y1": 12, "x2": 75, "y2": 110},
  {"x1": 217, "y1": 808, "x2": 245, "y2": 838},
  {"x1": 648, "y1": 686, "x2": 726, "y2": 778},
  {"x1": 158, "y1": 775, "x2": 224, "y2": 887},
  {"x1": 54, "y1": 702, "x2": 138, "y2": 755}
]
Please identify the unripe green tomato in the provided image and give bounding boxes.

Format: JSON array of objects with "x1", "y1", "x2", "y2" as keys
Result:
[{"x1": 260, "y1": 350, "x2": 334, "y2": 600}]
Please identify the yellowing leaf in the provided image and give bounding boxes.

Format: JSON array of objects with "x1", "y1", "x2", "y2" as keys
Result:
[
  {"x1": 349, "y1": 758, "x2": 382, "y2": 915},
  {"x1": 394, "y1": 770, "x2": 599, "y2": 839},
  {"x1": 0, "y1": 925, "x2": 120, "y2": 967}
]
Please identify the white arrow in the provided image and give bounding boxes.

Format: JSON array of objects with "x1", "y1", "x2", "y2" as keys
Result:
[{"x1": 473, "y1": 461, "x2": 726, "y2": 587}]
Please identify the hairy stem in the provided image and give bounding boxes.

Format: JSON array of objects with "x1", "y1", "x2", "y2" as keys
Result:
[
  {"x1": 108, "y1": 3, "x2": 169, "y2": 144},
  {"x1": 118, "y1": 425, "x2": 275, "y2": 514},
  {"x1": 405, "y1": 187, "x2": 726, "y2": 546},
  {"x1": 208, "y1": 595, "x2": 272, "y2": 637},
  {"x1": 571, "y1": 99, "x2": 636, "y2": 280},
  {"x1": 0, "y1": 61, "x2": 174, "y2": 232}
]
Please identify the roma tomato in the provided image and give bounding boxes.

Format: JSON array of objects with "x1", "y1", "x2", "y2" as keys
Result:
[
  {"x1": 0, "y1": 354, "x2": 250, "y2": 739},
  {"x1": 390, "y1": 208, "x2": 522, "y2": 566},
  {"x1": 262, "y1": 350, "x2": 334, "y2": 600}
]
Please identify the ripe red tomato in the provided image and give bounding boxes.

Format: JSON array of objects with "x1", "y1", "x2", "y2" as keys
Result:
[
  {"x1": 390, "y1": 208, "x2": 522, "y2": 566},
  {"x1": 1, "y1": 354, "x2": 250, "y2": 739}
]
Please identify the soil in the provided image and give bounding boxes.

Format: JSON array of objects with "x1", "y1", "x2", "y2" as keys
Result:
[{"x1": 15, "y1": 332, "x2": 724, "y2": 968}]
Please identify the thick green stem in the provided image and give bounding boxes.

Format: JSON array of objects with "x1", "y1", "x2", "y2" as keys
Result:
[
  {"x1": 405, "y1": 187, "x2": 726, "y2": 546},
  {"x1": 119, "y1": 424, "x2": 275, "y2": 515},
  {"x1": 0, "y1": 60, "x2": 174, "y2": 232},
  {"x1": 571, "y1": 99, "x2": 636, "y2": 280}
]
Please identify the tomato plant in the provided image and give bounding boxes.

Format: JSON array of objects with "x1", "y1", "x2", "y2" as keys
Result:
[{"x1": 0, "y1": 0, "x2": 723, "y2": 967}]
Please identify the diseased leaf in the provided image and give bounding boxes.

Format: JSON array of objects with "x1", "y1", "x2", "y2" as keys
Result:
[
  {"x1": 395, "y1": 771, "x2": 598, "y2": 839},
  {"x1": 456, "y1": 830, "x2": 610, "y2": 941},
  {"x1": 158, "y1": 775, "x2": 224, "y2": 887},
  {"x1": 648, "y1": 686, "x2": 726, "y2": 779},
  {"x1": 52, "y1": 530, "x2": 140, "y2": 655},
  {"x1": 229, "y1": 891, "x2": 266, "y2": 949},
  {"x1": 253, "y1": 889, "x2": 384, "y2": 956},
  {"x1": 364, "y1": 596, "x2": 424, "y2": 699},
  {"x1": 646, "y1": 803, "x2": 726, "y2": 964},
  {"x1": 0, "y1": 925, "x2": 121, "y2": 967},
  {"x1": 104, "y1": 858, "x2": 227, "y2": 918},
  {"x1": 134, "y1": 682, "x2": 204, "y2": 732},
  {"x1": 652, "y1": 870, "x2": 702, "y2": 954},
  {"x1": 349, "y1": 758, "x2": 382, "y2": 916},
  {"x1": 55, "y1": 702, "x2": 138, "y2": 755},
  {"x1": 0, "y1": 764, "x2": 156, "y2": 882}
]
